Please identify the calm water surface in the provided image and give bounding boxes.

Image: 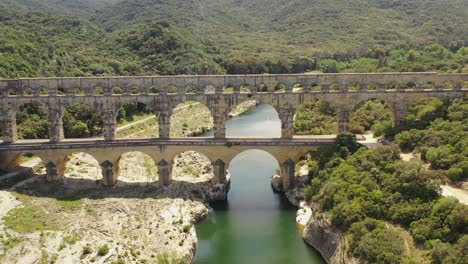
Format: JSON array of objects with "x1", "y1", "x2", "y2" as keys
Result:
[{"x1": 195, "y1": 104, "x2": 324, "y2": 264}]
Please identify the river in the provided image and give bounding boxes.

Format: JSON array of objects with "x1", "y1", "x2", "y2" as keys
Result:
[{"x1": 195, "y1": 104, "x2": 324, "y2": 263}]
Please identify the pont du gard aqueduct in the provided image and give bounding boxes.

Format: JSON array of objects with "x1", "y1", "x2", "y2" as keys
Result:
[{"x1": 0, "y1": 72, "x2": 467, "y2": 190}]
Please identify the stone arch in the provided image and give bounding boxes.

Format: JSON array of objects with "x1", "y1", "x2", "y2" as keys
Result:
[
  {"x1": 38, "y1": 86, "x2": 49, "y2": 96},
  {"x1": 366, "y1": 82, "x2": 378, "y2": 91},
  {"x1": 15, "y1": 101, "x2": 49, "y2": 140},
  {"x1": 166, "y1": 84, "x2": 178, "y2": 94},
  {"x1": 405, "y1": 96, "x2": 447, "y2": 130},
  {"x1": 170, "y1": 101, "x2": 213, "y2": 138},
  {"x1": 63, "y1": 102, "x2": 103, "y2": 139},
  {"x1": 204, "y1": 84, "x2": 217, "y2": 94},
  {"x1": 227, "y1": 149, "x2": 287, "y2": 188},
  {"x1": 116, "y1": 151, "x2": 158, "y2": 185},
  {"x1": 310, "y1": 82, "x2": 321, "y2": 92},
  {"x1": 23, "y1": 86, "x2": 34, "y2": 96},
  {"x1": 273, "y1": 81, "x2": 286, "y2": 93},
  {"x1": 171, "y1": 150, "x2": 214, "y2": 182},
  {"x1": 294, "y1": 99, "x2": 338, "y2": 136},
  {"x1": 111, "y1": 85, "x2": 123, "y2": 95},
  {"x1": 329, "y1": 82, "x2": 341, "y2": 91},
  {"x1": 149, "y1": 86, "x2": 160, "y2": 94},
  {"x1": 92, "y1": 86, "x2": 104, "y2": 96},
  {"x1": 0, "y1": 152, "x2": 45, "y2": 173},
  {"x1": 292, "y1": 82, "x2": 304, "y2": 93},
  {"x1": 115, "y1": 102, "x2": 157, "y2": 139},
  {"x1": 346, "y1": 81, "x2": 360, "y2": 91},
  {"x1": 62, "y1": 152, "x2": 103, "y2": 184},
  {"x1": 186, "y1": 84, "x2": 197, "y2": 94},
  {"x1": 222, "y1": 83, "x2": 235, "y2": 94},
  {"x1": 257, "y1": 83, "x2": 270, "y2": 93},
  {"x1": 349, "y1": 98, "x2": 395, "y2": 136},
  {"x1": 226, "y1": 102, "x2": 281, "y2": 138},
  {"x1": 239, "y1": 83, "x2": 252, "y2": 94}
]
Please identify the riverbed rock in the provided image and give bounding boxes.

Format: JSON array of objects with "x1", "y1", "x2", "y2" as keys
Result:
[{"x1": 271, "y1": 175, "x2": 283, "y2": 192}]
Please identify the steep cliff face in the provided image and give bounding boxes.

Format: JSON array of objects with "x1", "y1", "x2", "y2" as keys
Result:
[{"x1": 300, "y1": 208, "x2": 360, "y2": 264}]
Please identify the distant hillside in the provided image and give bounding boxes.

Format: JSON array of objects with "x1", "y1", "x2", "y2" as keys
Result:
[
  {"x1": 0, "y1": 8, "x2": 224, "y2": 78},
  {"x1": 92, "y1": 0, "x2": 468, "y2": 59},
  {"x1": 0, "y1": 0, "x2": 120, "y2": 18},
  {"x1": 0, "y1": 0, "x2": 466, "y2": 77}
]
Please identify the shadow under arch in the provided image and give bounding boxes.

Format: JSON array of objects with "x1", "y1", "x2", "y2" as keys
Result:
[
  {"x1": 0, "y1": 152, "x2": 45, "y2": 188},
  {"x1": 170, "y1": 101, "x2": 214, "y2": 138},
  {"x1": 63, "y1": 103, "x2": 103, "y2": 139},
  {"x1": 349, "y1": 98, "x2": 395, "y2": 136},
  {"x1": 225, "y1": 103, "x2": 281, "y2": 138},
  {"x1": 116, "y1": 151, "x2": 158, "y2": 185}
]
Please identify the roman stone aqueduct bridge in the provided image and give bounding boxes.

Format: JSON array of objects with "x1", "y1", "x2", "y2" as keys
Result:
[{"x1": 0, "y1": 73, "x2": 466, "y2": 190}]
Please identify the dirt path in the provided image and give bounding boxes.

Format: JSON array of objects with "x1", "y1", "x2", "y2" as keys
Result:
[
  {"x1": 441, "y1": 185, "x2": 468, "y2": 205},
  {"x1": 116, "y1": 115, "x2": 157, "y2": 132}
]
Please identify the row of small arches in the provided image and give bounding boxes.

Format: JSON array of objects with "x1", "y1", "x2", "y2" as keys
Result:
[
  {"x1": 3, "y1": 80, "x2": 467, "y2": 97},
  {"x1": 9, "y1": 149, "x2": 280, "y2": 184}
]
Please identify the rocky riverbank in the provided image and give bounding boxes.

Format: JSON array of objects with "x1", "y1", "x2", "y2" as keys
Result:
[
  {"x1": 0, "y1": 151, "x2": 229, "y2": 264},
  {"x1": 271, "y1": 161, "x2": 356, "y2": 263}
]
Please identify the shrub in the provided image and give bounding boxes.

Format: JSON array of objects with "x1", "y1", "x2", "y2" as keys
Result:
[{"x1": 97, "y1": 244, "x2": 109, "y2": 256}]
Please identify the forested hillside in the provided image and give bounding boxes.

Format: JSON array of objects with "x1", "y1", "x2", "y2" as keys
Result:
[{"x1": 0, "y1": 0, "x2": 467, "y2": 78}]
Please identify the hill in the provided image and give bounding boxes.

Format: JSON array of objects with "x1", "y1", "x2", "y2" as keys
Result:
[{"x1": 92, "y1": 0, "x2": 468, "y2": 59}]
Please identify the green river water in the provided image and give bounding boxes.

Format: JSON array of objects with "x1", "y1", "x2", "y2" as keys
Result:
[{"x1": 195, "y1": 104, "x2": 324, "y2": 264}]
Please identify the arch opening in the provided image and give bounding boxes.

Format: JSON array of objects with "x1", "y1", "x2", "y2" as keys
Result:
[
  {"x1": 228, "y1": 100, "x2": 258, "y2": 118},
  {"x1": 112, "y1": 86, "x2": 123, "y2": 95},
  {"x1": 258, "y1": 83, "x2": 269, "y2": 93},
  {"x1": 1, "y1": 153, "x2": 45, "y2": 177},
  {"x1": 350, "y1": 99, "x2": 394, "y2": 138},
  {"x1": 116, "y1": 102, "x2": 157, "y2": 139},
  {"x1": 274, "y1": 82, "x2": 286, "y2": 93},
  {"x1": 167, "y1": 85, "x2": 178, "y2": 94},
  {"x1": 117, "y1": 151, "x2": 158, "y2": 185},
  {"x1": 93, "y1": 86, "x2": 104, "y2": 95},
  {"x1": 240, "y1": 84, "x2": 251, "y2": 94},
  {"x1": 63, "y1": 152, "x2": 102, "y2": 184},
  {"x1": 294, "y1": 99, "x2": 337, "y2": 136},
  {"x1": 406, "y1": 97, "x2": 446, "y2": 130},
  {"x1": 172, "y1": 151, "x2": 213, "y2": 183},
  {"x1": 204, "y1": 84, "x2": 216, "y2": 94},
  {"x1": 16, "y1": 102, "x2": 49, "y2": 140},
  {"x1": 293, "y1": 83, "x2": 303, "y2": 93},
  {"x1": 23, "y1": 87, "x2": 34, "y2": 96},
  {"x1": 75, "y1": 87, "x2": 85, "y2": 96},
  {"x1": 170, "y1": 101, "x2": 213, "y2": 138},
  {"x1": 228, "y1": 149, "x2": 281, "y2": 194},
  {"x1": 63, "y1": 103, "x2": 103, "y2": 139},
  {"x1": 226, "y1": 103, "x2": 280, "y2": 138},
  {"x1": 39, "y1": 86, "x2": 49, "y2": 95}
]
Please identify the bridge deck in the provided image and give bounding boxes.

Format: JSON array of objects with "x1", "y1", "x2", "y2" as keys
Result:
[{"x1": 0, "y1": 136, "x2": 337, "y2": 151}]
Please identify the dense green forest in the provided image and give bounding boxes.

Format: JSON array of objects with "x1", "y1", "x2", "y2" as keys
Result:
[
  {"x1": 303, "y1": 98, "x2": 468, "y2": 263},
  {"x1": 0, "y1": 0, "x2": 467, "y2": 78}
]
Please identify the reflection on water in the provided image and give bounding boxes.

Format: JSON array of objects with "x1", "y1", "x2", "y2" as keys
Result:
[{"x1": 195, "y1": 104, "x2": 324, "y2": 264}]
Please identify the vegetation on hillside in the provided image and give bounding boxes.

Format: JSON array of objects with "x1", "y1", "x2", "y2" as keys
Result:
[
  {"x1": 396, "y1": 98, "x2": 468, "y2": 181},
  {"x1": 302, "y1": 98, "x2": 468, "y2": 263},
  {"x1": 0, "y1": 2, "x2": 467, "y2": 78}
]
